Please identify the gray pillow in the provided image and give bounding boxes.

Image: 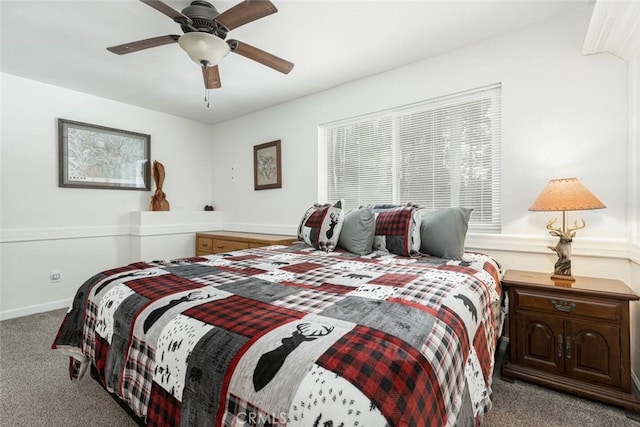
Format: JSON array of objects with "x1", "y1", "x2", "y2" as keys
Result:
[
  {"x1": 419, "y1": 207, "x2": 473, "y2": 259},
  {"x1": 338, "y1": 208, "x2": 376, "y2": 255}
]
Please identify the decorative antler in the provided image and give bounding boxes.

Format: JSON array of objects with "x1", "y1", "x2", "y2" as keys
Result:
[
  {"x1": 297, "y1": 322, "x2": 334, "y2": 338},
  {"x1": 546, "y1": 218, "x2": 562, "y2": 234},
  {"x1": 546, "y1": 218, "x2": 586, "y2": 237},
  {"x1": 567, "y1": 218, "x2": 586, "y2": 234}
]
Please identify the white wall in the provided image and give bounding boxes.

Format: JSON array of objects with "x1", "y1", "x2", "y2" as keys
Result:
[
  {"x1": 208, "y1": 6, "x2": 631, "y2": 276},
  {"x1": 0, "y1": 74, "x2": 218, "y2": 318}
]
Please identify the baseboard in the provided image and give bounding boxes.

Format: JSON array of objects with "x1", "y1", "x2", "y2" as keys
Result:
[{"x1": 0, "y1": 298, "x2": 71, "y2": 321}]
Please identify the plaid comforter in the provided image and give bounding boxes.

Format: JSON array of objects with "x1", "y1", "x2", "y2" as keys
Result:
[{"x1": 53, "y1": 243, "x2": 504, "y2": 426}]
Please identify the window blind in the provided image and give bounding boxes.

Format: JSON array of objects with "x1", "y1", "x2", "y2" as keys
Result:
[{"x1": 320, "y1": 83, "x2": 502, "y2": 233}]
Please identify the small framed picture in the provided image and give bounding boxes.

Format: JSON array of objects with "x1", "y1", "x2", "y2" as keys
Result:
[
  {"x1": 58, "y1": 118, "x2": 150, "y2": 190},
  {"x1": 253, "y1": 140, "x2": 282, "y2": 190}
]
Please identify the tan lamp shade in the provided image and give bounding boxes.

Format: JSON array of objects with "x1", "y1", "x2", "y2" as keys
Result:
[{"x1": 529, "y1": 178, "x2": 606, "y2": 212}]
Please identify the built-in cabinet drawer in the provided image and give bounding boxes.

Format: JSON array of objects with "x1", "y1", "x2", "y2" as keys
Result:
[
  {"x1": 196, "y1": 231, "x2": 298, "y2": 256},
  {"x1": 197, "y1": 237, "x2": 214, "y2": 254},
  {"x1": 212, "y1": 239, "x2": 249, "y2": 253}
]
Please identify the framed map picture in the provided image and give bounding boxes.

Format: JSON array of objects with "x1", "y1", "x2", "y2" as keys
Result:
[
  {"x1": 253, "y1": 140, "x2": 282, "y2": 190},
  {"x1": 58, "y1": 119, "x2": 150, "y2": 190}
]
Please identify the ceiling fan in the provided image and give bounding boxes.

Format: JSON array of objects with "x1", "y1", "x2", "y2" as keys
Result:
[{"x1": 107, "y1": 0, "x2": 294, "y2": 107}]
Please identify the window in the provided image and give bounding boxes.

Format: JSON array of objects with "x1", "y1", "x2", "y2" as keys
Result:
[{"x1": 319, "y1": 84, "x2": 501, "y2": 233}]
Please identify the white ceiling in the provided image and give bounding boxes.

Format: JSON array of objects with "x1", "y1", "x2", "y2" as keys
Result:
[{"x1": 1, "y1": 0, "x2": 591, "y2": 125}]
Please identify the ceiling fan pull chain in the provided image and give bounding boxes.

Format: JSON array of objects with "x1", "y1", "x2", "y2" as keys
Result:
[{"x1": 205, "y1": 88, "x2": 211, "y2": 108}]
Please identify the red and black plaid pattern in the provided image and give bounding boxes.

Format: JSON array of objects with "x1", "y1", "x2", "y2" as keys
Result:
[
  {"x1": 92, "y1": 334, "x2": 110, "y2": 387},
  {"x1": 292, "y1": 253, "x2": 344, "y2": 267},
  {"x1": 369, "y1": 273, "x2": 419, "y2": 287},
  {"x1": 313, "y1": 283, "x2": 358, "y2": 295},
  {"x1": 81, "y1": 300, "x2": 99, "y2": 357},
  {"x1": 372, "y1": 206, "x2": 419, "y2": 257},
  {"x1": 483, "y1": 260, "x2": 501, "y2": 288},
  {"x1": 419, "y1": 317, "x2": 466, "y2": 419},
  {"x1": 279, "y1": 262, "x2": 324, "y2": 274},
  {"x1": 278, "y1": 281, "x2": 356, "y2": 295},
  {"x1": 100, "y1": 262, "x2": 154, "y2": 277},
  {"x1": 436, "y1": 305, "x2": 470, "y2": 358},
  {"x1": 393, "y1": 276, "x2": 452, "y2": 309},
  {"x1": 272, "y1": 289, "x2": 345, "y2": 313},
  {"x1": 147, "y1": 382, "x2": 181, "y2": 427},
  {"x1": 217, "y1": 265, "x2": 268, "y2": 277},
  {"x1": 190, "y1": 269, "x2": 249, "y2": 287},
  {"x1": 438, "y1": 263, "x2": 478, "y2": 276},
  {"x1": 374, "y1": 207, "x2": 413, "y2": 237},
  {"x1": 304, "y1": 206, "x2": 329, "y2": 228},
  {"x1": 451, "y1": 272, "x2": 495, "y2": 340},
  {"x1": 126, "y1": 274, "x2": 204, "y2": 301},
  {"x1": 285, "y1": 266, "x2": 347, "y2": 288},
  {"x1": 225, "y1": 254, "x2": 261, "y2": 261},
  {"x1": 473, "y1": 323, "x2": 492, "y2": 385},
  {"x1": 369, "y1": 263, "x2": 434, "y2": 276},
  {"x1": 317, "y1": 325, "x2": 447, "y2": 426},
  {"x1": 183, "y1": 295, "x2": 304, "y2": 338},
  {"x1": 121, "y1": 336, "x2": 155, "y2": 418}
]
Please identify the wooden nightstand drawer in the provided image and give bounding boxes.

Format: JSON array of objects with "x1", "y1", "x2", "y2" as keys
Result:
[
  {"x1": 514, "y1": 289, "x2": 621, "y2": 322},
  {"x1": 212, "y1": 239, "x2": 249, "y2": 253}
]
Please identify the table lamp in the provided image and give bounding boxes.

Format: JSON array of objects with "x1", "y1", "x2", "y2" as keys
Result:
[{"x1": 529, "y1": 177, "x2": 606, "y2": 281}]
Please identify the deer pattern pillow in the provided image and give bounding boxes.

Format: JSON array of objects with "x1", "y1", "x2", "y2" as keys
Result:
[{"x1": 297, "y1": 201, "x2": 345, "y2": 252}]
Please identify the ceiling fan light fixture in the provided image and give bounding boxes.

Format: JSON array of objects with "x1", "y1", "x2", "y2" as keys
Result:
[{"x1": 178, "y1": 32, "x2": 229, "y2": 66}]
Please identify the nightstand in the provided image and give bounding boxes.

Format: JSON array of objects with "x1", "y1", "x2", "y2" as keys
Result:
[
  {"x1": 196, "y1": 231, "x2": 298, "y2": 256},
  {"x1": 501, "y1": 269, "x2": 640, "y2": 418}
]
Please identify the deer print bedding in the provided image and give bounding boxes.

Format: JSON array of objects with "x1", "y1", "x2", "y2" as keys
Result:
[{"x1": 52, "y1": 242, "x2": 504, "y2": 426}]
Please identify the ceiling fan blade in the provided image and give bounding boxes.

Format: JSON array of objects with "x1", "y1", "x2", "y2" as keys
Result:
[
  {"x1": 215, "y1": 0, "x2": 277, "y2": 30},
  {"x1": 139, "y1": 0, "x2": 193, "y2": 25},
  {"x1": 228, "y1": 39, "x2": 294, "y2": 74},
  {"x1": 107, "y1": 35, "x2": 180, "y2": 55},
  {"x1": 202, "y1": 65, "x2": 222, "y2": 89}
]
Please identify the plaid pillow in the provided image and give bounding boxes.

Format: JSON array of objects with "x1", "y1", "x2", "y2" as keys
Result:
[
  {"x1": 368, "y1": 203, "x2": 423, "y2": 257},
  {"x1": 297, "y1": 201, "x2": 345, "y2": 252}
]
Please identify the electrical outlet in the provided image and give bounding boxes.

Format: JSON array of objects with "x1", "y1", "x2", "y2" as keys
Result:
[
  {"x1": 231, "y1": 166, "x2": 236, "y2": 183},
  {"x1": 50, "y1": 270, "x2": 62, "y2": 283}
]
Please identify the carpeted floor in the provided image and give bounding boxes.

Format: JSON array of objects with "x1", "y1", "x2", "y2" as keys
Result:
[{"x1": 1, "y1": 309, "x2": 637, "y2": 426}]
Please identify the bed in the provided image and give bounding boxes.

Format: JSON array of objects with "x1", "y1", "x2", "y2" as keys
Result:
[{"x1": 53, "y1": 205, "x2": 505, "y2": 426}]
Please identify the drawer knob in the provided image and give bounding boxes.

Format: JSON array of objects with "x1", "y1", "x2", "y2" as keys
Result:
[{"x1": 551, "y1": 299, "x2": 576, "y2": 313}]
